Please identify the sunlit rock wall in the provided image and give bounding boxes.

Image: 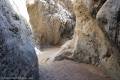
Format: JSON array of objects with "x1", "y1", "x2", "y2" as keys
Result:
[
  {"x1": 27, "y1": 0, "x2": 75, "y2": 47},
  {"x1": 53, "y1": 0, "x2": 120, "y2": 80}
]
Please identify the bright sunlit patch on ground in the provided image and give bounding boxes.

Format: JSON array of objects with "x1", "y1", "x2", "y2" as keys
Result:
[{"x1": 35, "y1": 47, "x2": 42, "y2": 55}]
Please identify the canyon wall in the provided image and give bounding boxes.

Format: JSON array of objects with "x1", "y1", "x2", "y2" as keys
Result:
[
  {"x1": 52, "y1": 0, "x2": 120, "y2": 80},
  {"x1": 0, "y1": 0, "x2": 39, "y2": 79},
  {"x1": 27, "y1": 0, "x2": 75, "y2": 47},
  {"x1": 54, "y1": 0, "x2": 74, "y2": 14},
  {"x1": 97, "y1": 0, "x2": 120, "y2": 50}
]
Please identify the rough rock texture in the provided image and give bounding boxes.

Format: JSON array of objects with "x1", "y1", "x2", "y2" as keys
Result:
[
  {"x1": 53, "y1": 0, "x2": 108, "y2": 64},
  {"x1": 0, "y1": 0, "x2": 39, "y2": 79},
  {"x1": 52, "y1": 0, "x2": 120, "y2": 80},
  {"x1": 27, "y1": 0, "x2": 75, "y2": 47},
  {"x1": 55, "y1": 0, "x2": 74, "y2": 15},
  {"x1": 97, "y1": 0, "x2": 120, "y2": 50}
]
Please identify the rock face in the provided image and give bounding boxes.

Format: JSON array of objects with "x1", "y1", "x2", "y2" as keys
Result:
[
  {"x1": 27, "y1": 0, "x2": 75, "y2": 47},
  {"x1": 97, "y1": 0, "x2": 120, "y2": 50},
  {"x1": 0, "y1": 0, "x2": 39, "y2": 79},
  {"x1": 55, "y1": 0, "x2": 74, "y2": 15},
  {"x1": 52, "y1": 0, "x2": 120, "y2": 80}
]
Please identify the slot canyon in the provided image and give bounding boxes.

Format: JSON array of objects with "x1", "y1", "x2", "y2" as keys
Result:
[{"x1": 0, "y1": 0, "x2": 120, "y2": 80}]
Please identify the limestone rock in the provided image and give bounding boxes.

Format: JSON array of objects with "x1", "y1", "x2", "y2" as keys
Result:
[
  {"x1": 0, "y1": 0, "x2": 39, "y2": 79},
  {"x1": 27, "y1": 0, "x2": 75, "y2": 47}
]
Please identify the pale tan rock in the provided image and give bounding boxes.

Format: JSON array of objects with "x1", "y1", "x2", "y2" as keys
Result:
[
  {"x1": 27, "y1": 0, "x2": 75, "y2": 47},
  {"x1": 52, "y1": 0, "x2": 120, "y2": 80},
  {"x1": 55, "y1": 0, "x2": 74, "y2": 14}
]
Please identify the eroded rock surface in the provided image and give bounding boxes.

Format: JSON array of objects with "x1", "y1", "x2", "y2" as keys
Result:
[
  {"x1": 27, "y1": 0, "x2": 75, "y2": 47},
  {"x1": 52, "y1": 0, "x2": 120, "y2": 80},
  {"x1": 0, "y1": 0, "x2": 39, "y2": 79},
  {"x1": 55, "y1": 0, "x2": 74, "y2": 15}
]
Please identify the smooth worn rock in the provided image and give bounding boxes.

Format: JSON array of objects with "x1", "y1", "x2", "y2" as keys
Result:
[{"x1": 0, "y1": 0, "x2": 39, "y2": 79}]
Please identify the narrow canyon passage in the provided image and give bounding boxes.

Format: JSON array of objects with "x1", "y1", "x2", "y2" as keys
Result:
[
  {"x1": 1, "y1": 0, "x2": 120, "y2": 80},
  {"x1": 37, "y1": 47, "x2": 112, "y2": 80}
]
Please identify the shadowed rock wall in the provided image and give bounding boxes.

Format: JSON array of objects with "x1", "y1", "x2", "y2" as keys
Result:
[{"x1": 0, "y1": 0, "x2": 39, "y2": 79}]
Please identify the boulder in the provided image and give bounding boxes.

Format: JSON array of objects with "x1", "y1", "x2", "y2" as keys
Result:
[
  {"x1": 0, "y1": 0, "x2": 39, "y2": 79},
  {"x1": 97, "y1": 0, "x2": 120, "y2": 50},
  {"x1": 27, "y1": 0, "x2": 75, "y2": 47}
]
